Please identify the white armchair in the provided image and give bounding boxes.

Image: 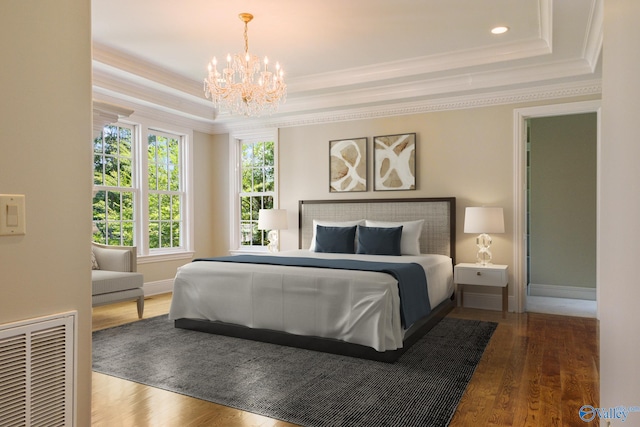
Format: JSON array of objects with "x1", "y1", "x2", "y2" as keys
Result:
[{"x1": 91, "y1": 242, "x2": 144, "y2": 318}]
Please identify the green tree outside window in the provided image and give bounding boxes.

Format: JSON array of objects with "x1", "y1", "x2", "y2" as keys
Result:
[{"x1": 240, "y1": 140, "x2": 275, "y2": 247}]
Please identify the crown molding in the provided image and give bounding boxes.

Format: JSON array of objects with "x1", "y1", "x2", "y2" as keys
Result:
[
  {"x1": 92, "y1": 100, "x2": 134, "y2": 137},
  {"x1": 583, "y1": 0, "x2": 604, "y2": 70},
  {"x1": 93, "y1": 43, "x2": 203, "y2": 99},
  {"x1": 275, "y1": 58, "x2": 596, "y2": 116},
  {"x1": 93, "y1": 31, "x2": 553, "y2": 99},
  {"x1": 93, "y1": 42, "x2": 597, "y2": 128},
  {"x1": 539, "y1": 0, "x2": 552, "y2": 43},
  {"x1": 209, "y1": 79, "x2": 602, "y2": 134},
  {"x1": 93, "y1": 91, "x2": 217, "y2": 135},
  {"x1": 93, "y1": 77, "x2": 601, "y2": 136},
  {"x1": 93, "y1": 63, "x2": 215, "y2": 122},
  {"x1": 287, "y1": 0, "x2": 551, "y2": 93},
  {"x1": 287, "y1": 37, "x2": 552, "y2": 94}
]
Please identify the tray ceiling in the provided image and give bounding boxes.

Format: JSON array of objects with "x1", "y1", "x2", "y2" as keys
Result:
[{"x1": 92, "y1": 0, "x2": 602, "y2": 132}]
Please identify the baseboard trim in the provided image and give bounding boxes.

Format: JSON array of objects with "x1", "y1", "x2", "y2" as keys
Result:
[
  {"x1": 528, "y1": 283, "x2": 596, "y2": 301},
  {"x1": 143, "y1": 279, "x2": 174, "y2": 296}
]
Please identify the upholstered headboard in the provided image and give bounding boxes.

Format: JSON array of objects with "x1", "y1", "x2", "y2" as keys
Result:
[{"x1": 298, "y1": 198, "x2": 456, "y2": 263}]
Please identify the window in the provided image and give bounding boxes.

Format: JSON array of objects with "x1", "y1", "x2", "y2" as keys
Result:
[
  {"x1": 147, "y1": 131, "x2": 183, "y2": 249},
  {"x1": 231, "y1": 131, "x2": 278, "y2": 252},
  {"x1": 93, "y1": 121, "x2": 192, "y2": 260},
  {"x1": 93, "y1": 124, "x2": 135, "y2": 246},
  {"x1": 240, "y1": 140, "x2": 275, "y2": 247}
]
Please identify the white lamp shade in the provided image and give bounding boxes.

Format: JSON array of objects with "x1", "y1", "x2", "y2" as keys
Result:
[
  {"x1": 258, "y1": 209, "x2": 288, "y2": 230},
  {"x1": 464, "y1": 207, "x2": 505, "y2": 234}
]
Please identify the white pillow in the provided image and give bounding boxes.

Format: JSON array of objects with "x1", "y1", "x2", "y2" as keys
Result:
[
  {"x1": 365, "y1": 219, "x2": 425, "y2": 255},
  {"x1": 309, "y1": 219, "x2": 365, "y2": 251}
]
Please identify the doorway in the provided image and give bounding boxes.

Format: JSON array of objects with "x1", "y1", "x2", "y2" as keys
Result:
[
  {"x1": 526, "y1": 113, "x2": 597, "y2": 317},
  {"x1": 513, "y1": 100, "x2": 601, "y2": 317}
]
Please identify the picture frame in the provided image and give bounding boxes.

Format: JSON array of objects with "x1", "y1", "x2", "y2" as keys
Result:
[
  {"x1": 373, "y1": 133, "x2": 416, "y2": 191},
  {"x1": 329, "y1": 137, "x2": 368, "y2": 192}
]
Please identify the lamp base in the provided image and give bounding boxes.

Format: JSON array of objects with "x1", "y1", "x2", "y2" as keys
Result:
[
  {"x1": 475, "y1": 233, "x2": 493, "y2": 266},
  {"x1": 266, "y1": 230, "x2": 279, "y2": 252}
]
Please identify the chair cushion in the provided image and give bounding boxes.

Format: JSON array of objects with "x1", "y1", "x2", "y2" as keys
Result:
[{"x1": 92, "y1": 270, "x2": 143, "y2": 295}]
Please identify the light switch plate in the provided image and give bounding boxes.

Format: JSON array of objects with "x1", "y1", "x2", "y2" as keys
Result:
[{"x1": 0, "y1": 194, "x2": 26, "y2": 236}]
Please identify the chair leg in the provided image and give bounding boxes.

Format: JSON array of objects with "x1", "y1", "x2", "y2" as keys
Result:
[{"x1": 137, "y1": 296, "x2": 144, "y2": 319}]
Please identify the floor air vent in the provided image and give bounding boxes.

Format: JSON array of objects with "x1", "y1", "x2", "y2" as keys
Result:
[{"x1": 0, "y1": 312, "x2": 76, "y2": 427}]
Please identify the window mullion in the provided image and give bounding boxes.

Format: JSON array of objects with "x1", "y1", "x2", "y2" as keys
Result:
[{"x1": 137, "y1": 124, "x2": 148, "y2": 256}]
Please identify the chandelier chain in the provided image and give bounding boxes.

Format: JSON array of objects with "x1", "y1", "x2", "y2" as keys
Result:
[{"x1": 244, "y1": 21, "x2": 249, "y2": 55}]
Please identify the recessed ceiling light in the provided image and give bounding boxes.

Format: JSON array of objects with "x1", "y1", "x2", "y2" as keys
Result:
[{"x1": 491, "y1": 26, "x2": 510, "y2": 35}]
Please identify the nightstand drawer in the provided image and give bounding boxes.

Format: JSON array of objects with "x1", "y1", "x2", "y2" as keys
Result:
[{"x1": 454, "y1": 264, "x2": 508, "y2": 287}]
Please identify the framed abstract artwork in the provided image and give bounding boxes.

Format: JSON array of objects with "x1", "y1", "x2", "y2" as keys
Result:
[
  {"x1": 329, "y1": 137, "x2": 368, "y2": 192},
  {"x1": 373, "y1": 133, "x2": 416, "y2": 191}
]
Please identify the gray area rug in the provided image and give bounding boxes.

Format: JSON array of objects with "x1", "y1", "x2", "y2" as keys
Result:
[{"x1": 93, "y1": 315, "x2": 496, "y2": 427}]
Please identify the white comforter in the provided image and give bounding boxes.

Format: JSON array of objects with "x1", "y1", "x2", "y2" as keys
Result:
[{"x1": 169, "y1": 250, "x2": 453, "y2": 351}]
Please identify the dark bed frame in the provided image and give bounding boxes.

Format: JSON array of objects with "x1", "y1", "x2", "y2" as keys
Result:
[{"x1": 175, "y1": 197, "x2": 456, "y2": 363}]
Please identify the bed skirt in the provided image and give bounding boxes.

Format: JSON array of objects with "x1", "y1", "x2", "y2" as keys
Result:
[{"x1": 174, "y1": 295, "x2": 454, "y2": 363}]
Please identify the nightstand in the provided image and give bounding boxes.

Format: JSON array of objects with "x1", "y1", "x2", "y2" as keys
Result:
[{"x1": 454, "y1": 263, "x2": 509, "y2": 317}]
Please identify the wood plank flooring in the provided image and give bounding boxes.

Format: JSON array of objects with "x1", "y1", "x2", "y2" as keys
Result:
[{"x1": 92, "y1": 294, "x2": 599, "y2": 427}]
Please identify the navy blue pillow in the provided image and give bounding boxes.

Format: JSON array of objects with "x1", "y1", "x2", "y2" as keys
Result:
[
  {"x1": 315, "y1": 225, "x2": 357, "y2": 253},
  {"x1": 356, "y1": 225, "x2": 403, "y2": 256}
]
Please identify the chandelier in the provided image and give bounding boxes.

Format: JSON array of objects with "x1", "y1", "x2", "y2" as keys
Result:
[{"x1": 204, "y1": 13, "x2": 287, "y2": 117}]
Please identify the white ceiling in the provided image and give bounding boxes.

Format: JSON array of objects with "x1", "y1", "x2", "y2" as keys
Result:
[{"x1": 92, "y1": 0, "x2": 602, "y2": 133}]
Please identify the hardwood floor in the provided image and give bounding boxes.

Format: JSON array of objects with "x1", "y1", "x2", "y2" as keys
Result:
[
  {"x1": 447, "y1": 308, "x2": 599, "y2": 426},
  {"x1": 92, "y1": 294, "x2": 599, "y2": 426}
]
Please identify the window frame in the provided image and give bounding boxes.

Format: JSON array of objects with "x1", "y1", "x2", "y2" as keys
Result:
[
  {"x1": 93, "y1": 116, "x2": 194, "y2": 263},
  {"x1": 145, "y1": 129, "x2": 187, "y2": 253},
  {"x1": 229, "y1": 129, "x2": 279, "y2": 254},
  {"x1": 92, "y1": 122, "x2": 137, "y2": 247}
]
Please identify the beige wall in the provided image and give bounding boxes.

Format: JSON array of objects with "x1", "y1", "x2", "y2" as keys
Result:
[
  {"x1": 208, "y1": 133, "x2": 232, "y2": 256},
  {"x1": 0, "y1": 0, "x2": 92, "y2": 425},
  {"x1": 275, "y1": 97, "x2": 597, "y2": 299},
  {"x1": 529, "y1": 113, "x2": 597, "y2": 288},
  {"x1": 600, "y1": 0, "x2": 640, "y2": 416}
]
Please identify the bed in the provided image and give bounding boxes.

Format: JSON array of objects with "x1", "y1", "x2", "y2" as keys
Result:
[{"x1": 170, "y1": 197, "x2": 456, "y2": 362}]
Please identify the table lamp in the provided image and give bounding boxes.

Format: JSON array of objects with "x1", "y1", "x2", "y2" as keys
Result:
[
  {"x1": 258, "y1": 209, "x2": 288, "y2": 252},
  {"x1": 464, "y1": 207, "x2": 504, "y2": 265}
]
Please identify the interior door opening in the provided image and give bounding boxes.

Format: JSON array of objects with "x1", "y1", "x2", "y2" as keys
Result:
[{"x1": 524, "y1": 113, "x2": 597, "y2": 318}]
